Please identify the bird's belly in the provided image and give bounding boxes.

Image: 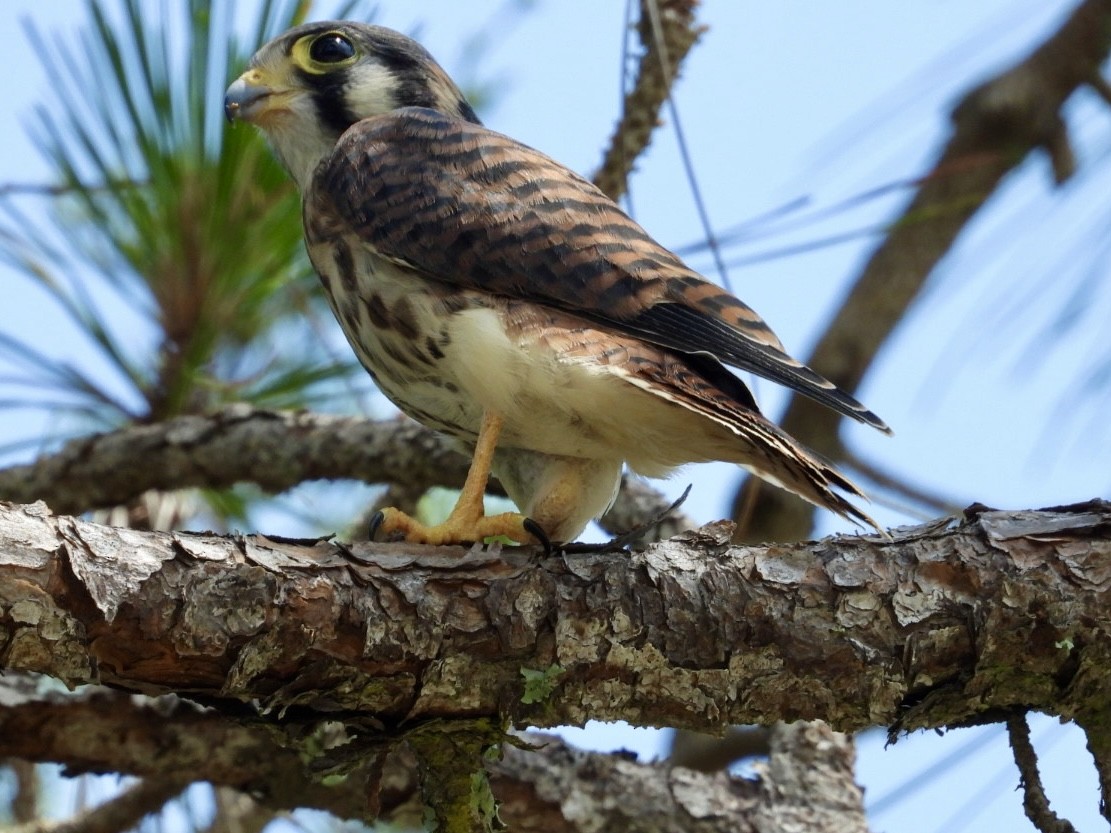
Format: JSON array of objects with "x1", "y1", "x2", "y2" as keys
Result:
[
  {"x1": 313, "y1": 260, "x2": 636, "y2": 456},
  {"x1": 311, "y1": 240, "x2": 695, "y2": 464},
  {"x1": 372, "y1": 304, "x2": 635, "y2": 459},
  {"x1": 434, "y1": 305, "x2": 663, "y2": 460}
]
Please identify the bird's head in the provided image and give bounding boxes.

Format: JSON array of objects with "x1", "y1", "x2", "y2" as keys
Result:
[{"x1": 224, "y1": 21, "x2": 479, "y2": 189}]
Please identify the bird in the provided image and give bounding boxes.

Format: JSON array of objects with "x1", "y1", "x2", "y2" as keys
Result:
[{"x1": 224, "y1": 21, "x2": 890, "y2": 546}]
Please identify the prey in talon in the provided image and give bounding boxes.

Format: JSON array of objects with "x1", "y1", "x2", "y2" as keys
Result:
[{"x1": 225, "y1": 22, "x2": 890, "y2": 548}]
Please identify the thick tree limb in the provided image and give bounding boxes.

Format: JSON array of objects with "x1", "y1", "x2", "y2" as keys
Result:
[
  {"x1": 0, "y1": 407, "x2": 461, "y2": 517},
  {"x1": 0, "y1": 406, "x2": 694, "y2": 539},
  {"x1": 492, "y1": 722, "x2": 866, "y2": 833},
  {"x1": 0, "y1": 685, "x2": 381, "y2": 820},
  {"x1": 734, "y1": 0, "x2": 1111, "y2": 543},
  {"x1": 0, "y1": 686, "x2": 866, "y2": 831},
  {"x1": 2, "y1": 499, "x2": 1110, "y2": 736},
  {"x1": 592, "y1": 0, "x2": 705, "y2": 201}
]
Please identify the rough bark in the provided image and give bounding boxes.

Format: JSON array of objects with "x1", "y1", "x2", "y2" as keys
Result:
[
  {"x1": 0, "y1": 406, "x2": 693, "y2": 540},
  {"x1": 2, "y1": 499, "x2": 1110, "y2": 735},
  {"x1": 0, "y1": 407, "x2": 463, "y2": 516},
  {"x1": 491, "y1": 722, "x2": 866, "y2": 833},
  {"x1": 734, "y1": 0, "x2": 1111, "y2": 543},
  {"x1": 0, "y1": 682, "x2": 866, "y2": 831},
  {"x1": 0, "y1": 681, "x2": 413, "y2": 822},
  {"x1": 5, "y1": 498, "x2": 1111, "y2": 826}
]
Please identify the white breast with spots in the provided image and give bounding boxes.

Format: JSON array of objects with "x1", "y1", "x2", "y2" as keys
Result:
[{"x1": 308, "y1": 233, "x2": 713, "y2": 473}]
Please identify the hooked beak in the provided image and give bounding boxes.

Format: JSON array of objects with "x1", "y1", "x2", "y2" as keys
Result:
[{"x1": 224, "y1": 71, "x2": 275, "y2": 124}]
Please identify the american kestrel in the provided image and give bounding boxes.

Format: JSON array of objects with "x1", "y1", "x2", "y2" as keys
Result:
[{"x1": 224, "y1": 22, "x2": 889, "y2": 546}]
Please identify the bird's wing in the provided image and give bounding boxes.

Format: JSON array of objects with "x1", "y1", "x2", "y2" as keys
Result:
[{"x1": 308, "y1": 107, "x2": 889, "y2": 433}]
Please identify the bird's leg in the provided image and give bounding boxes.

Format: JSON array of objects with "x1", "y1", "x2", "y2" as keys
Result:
[{"x1": 370, "y1": 410, "x2": 548, "y2": 548}]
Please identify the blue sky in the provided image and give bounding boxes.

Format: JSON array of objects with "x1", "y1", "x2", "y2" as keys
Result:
[{"x1": 2, "y1": 2, "x2": 1108, "y2": 831}]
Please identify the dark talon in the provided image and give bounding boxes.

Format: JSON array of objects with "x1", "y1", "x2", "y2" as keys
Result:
[
  {"x1": 523, "y1": 518, "x2": 552, "y2": 555},
  {"x1": 368, "y1": 510, "x2": 386, "y2": 541}
]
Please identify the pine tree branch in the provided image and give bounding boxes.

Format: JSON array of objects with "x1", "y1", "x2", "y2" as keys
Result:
[
  {"x1": 491, "y1": 723, "x2": 866, "y2": 833},
  {"x1": 5, "y1": 499, "x2": 1111, "y2": 826},
  {"x1": 592, "y1": 0, "x2": 705, "y2": 201},
  {"x1": 1077, "y1": 713, "x2": 1111, "y2": 826},
  {"x1": 2, "y1": 499, "x2": 1110, "y2": 735},
  {"x1": 0, "y1": 685, "x2": 869, "y2": 831},
  {"x1": 0, "y1": 407, "x2": 463, "y2": 516},
  {"x1": 7, "y1": 759, "x2": 40, "y2": 823},
  {"x1": 6, "y1": 779, "x2": 188, "y2": 833},
  {"x1": 0, "y1": 685, "x2": 404, "y2": 822},
  {"x1": 0, "y1": 406, "x2": 694, "y2": 540},
  {"x1": 1007, "y1": 712, "x2": 1080, "y2": 833},
  {"x1": 733, "y1": 0, "x2": 1111, "y2": 543}
]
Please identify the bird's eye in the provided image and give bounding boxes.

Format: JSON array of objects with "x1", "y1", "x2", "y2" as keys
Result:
[{"x1": 309, "y1": 33, "x2": 355, "y2": 64}]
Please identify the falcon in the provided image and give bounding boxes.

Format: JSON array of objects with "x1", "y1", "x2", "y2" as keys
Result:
[{"x1": 224, "y1": 21, "x2": 890, "y2": 546}]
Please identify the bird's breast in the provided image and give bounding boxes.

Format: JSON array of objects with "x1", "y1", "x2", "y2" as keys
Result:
[
  {"x1": 306, "y1": 233, "x2": 707, "y2": 467},
  {"x1": 306, "y1": 237, "x2": 478, "y2": 435}
]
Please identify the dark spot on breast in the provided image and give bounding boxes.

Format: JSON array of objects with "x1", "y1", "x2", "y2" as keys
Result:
[
  {"x1": 357, "y1": 361, "x2": 380, "y2": 384},
  {"x1": 332, "y1": 239, "x2": 357, "y2": 293},
  {"x1": 365, "y1": 294, "x2": 391, "y2": 329},
  {"x1": 426, "y1": 336, "x2": 445, "y2": 360},
  {"x1": 392, "y1": 298, "x2": 420, "y2": 340},
  {"x1": 379, "y1": 337, "x2": 417, "y2": 372},
  {"x1": 341, "y1": 304, "x2": 361, "y2": 333}
]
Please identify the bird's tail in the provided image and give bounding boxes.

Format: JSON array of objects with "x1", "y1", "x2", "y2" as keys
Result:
[{"x1": 727, "y1": 417, "x2": 882, "y2": 535}]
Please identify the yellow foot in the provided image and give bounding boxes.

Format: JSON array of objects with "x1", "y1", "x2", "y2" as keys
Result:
[{"x1": 369, "y1": 506, "x2": 550, "y2": 550}]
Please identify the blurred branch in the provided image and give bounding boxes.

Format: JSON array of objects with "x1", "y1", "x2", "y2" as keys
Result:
[
  {"x1": 0, "y1": 685, "x2": 864, "y2": 832},
  {"x1": 0, "y1": 407, "x2": 463, "y2": 515},
  {"x1": 842, "y1": 448, "x2": 963, "y2": 517},
  {"x1": 0, "y1": 406, "x2": 691, "y2": 540},
  {"x1": 1007, "y1": 712, "x2": 1080, "y2": 833},
  {"x1": 601, "y1": 474, "x2": 697, "y2": 542},
  {"x1": 668, "y1": 727, "x2": 771, "y2": 772},
  {"x1": 1078, "y1": 714, "x2": 1111, "y2": 826},
  {"x1": 8, "y1": 759, "x2": 39, "y2": 823},
  {"x1": 733, "y1": 0, "x2": 1111, "y2": 543},
  {"x1": 491, "y1": 723, "x2": 865, "y2": 833},
  {"x1": 7, "y1": 779, "x2": 187, "y2": 833},
  {"x1": 0, "y1": 687, "x2": 379, "y2": 822},
  {"x1": 592, "y1": 0, "x2": 705, "y2": 201},
  {"x1": 0, "y1": 179, "x2": 144, "y2": 198},
  {"x1": 1090, "y1": 73, "x2": 1111, "y2": 106},
  {"x1": 202, "y1": 789, "x2": 279, "y2": 833}
]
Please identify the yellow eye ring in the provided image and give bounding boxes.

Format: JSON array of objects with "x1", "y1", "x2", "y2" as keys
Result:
[{"x1": 292, "y1": 31, "x2": 358, "y2": 74}]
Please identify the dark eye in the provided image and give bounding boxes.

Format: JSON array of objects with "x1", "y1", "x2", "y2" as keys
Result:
[{"x1": 309, "y1": 33, "x2": 355, "y2": 64}]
